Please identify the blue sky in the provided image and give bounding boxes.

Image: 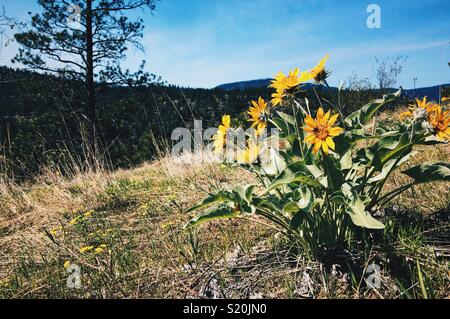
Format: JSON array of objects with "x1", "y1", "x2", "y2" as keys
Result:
[{"x1": 1, "y1": 0, "x2": 449, "y2": 88}]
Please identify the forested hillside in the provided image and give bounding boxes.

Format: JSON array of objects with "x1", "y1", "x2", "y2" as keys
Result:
[
  {"x1": 1, "y1": 66, "x2": 385, "y2": 180},
  {"x1": 0, "y1": 67, "x2": 271, "y2": 179}
]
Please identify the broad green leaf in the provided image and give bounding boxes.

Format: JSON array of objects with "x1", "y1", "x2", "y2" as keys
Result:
[
  {"x1": 420, "y1": 135, "x2": 450, "y2": 146},
  {"x1": 282, "y1": 200, "x2": 300, "y2": 215},
  {"x1": 324, "y1": 156, "x2": 344, "y2": 192},
  {"x1": 402, "y1": 161, "x2": 450, "y2": 184},
  {"x1": 260, "y1": 148, "x2": 287, "y2": 175},
  {"x1": 232, "y1": 184, "x2": 256, "y2": 204},
  {"x1": 296, "y1": 187, "x2": 313, "y2": 210},
  {"x1": 346, "y1": 196, "x2": 385, "y2": 229},
  {"x1": 290, "y1": 211, "x2": 307, "y2": 229},
  {"x1": 186, "y1": 191, "x2": 234, "y2": 213},
  {"x1": 371, "y1": 132, "x2": 411, "y2": 169},
  {"x1": 340, "y1": 149, "x2": 353, "y2": 170},
  {"x1": 345, "y1": 90, "x2": 401, "y2": 127},
  {"x1": 184, "y1": 206, "x2": 239, "y2": 229},
  {"x1": 368, "y1": 151, "x2": 416, "y2": 184},
  {"x1": 270, "y1": 118, "x2": 289, "y2": 134},
  {"x1": 277, "y1": 111, "x2": 296, "y2": 125},
  {"x1": 266, "y1": 170, "x2": 321, "y2": 193},
  {"x1": 305, "y1": 164, "x2": 324, "y2": 178}
]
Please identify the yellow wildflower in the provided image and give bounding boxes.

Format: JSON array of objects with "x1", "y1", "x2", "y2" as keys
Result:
[
  {"x1": 248, "y1": 97, "x2": 268, "y2": 131},
  {"x1": 269, "y1": 68, "x2": 310, "y2": 106},
  {"x1": 271, "y1": 90, "x2": 285, "y2": 107},
  {"x1": 236, "y1": 140, "x2": 259, "y2": 164},
  {"x1": 94, "y1": 244, "x2": 107, "y2": 254},
  {"x1": 69, "y1": 215, "x2": 82, "y2": 226},
  {"x1": 428, "y1": 105, "x2": 450, "y2": 140},
  {"x1": 63, "y1": 261, "x2": 71, "y2": 269},
  {"x1": 304, "y1": 107, "x2": 344, "y2": 154},
  {"x1": 50, "y1": 226, "x2": 62, "y2": 236},
  {"x1": 399, "y1": 97, "x2": 436, "y2": 120},
  {"x1": 79, "y1": 245, "x2": 94, "y2": 253},
  {"x1": 84, "y1": 210, "x2": 94, "y2": 218},
  {"x1": 212, "y1": 115, "x2": 231, "y2": 152},
  {"x1": 305, "y1": 54, "x2": 330, "y2": 83}
]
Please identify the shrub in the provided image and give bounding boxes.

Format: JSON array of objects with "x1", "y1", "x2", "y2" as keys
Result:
[{"x1": 185, "y1": 55, "x2": 450, "y2": 257}]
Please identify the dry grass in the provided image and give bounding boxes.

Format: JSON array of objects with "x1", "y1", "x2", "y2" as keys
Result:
[{"x1": 0, "y1": 141, "x2": 448, "y2": 298}]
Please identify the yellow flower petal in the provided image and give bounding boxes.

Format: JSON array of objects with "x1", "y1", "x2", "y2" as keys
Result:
[{"x1": 326, "y1": 137, "x2": 335, "y2": 150}]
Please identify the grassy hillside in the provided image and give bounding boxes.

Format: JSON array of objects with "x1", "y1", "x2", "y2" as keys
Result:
[{"x1": 0, "y1": 124, "x2": 448, "y2": 298}]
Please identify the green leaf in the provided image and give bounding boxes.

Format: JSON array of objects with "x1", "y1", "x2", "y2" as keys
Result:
[
  {"x1": 184, "y1": 206, "x2": 240, "y2": 229},
  {"x1": 402, "y1": 161, "x2": 450, "y2": 184},
  {"x1": 420, "y1": 135, "x2": 449, "y2": 146},
  {"x1": 324, "y1": 156, "x2": 344, "y2": 192},
  {"x1": 371, "y1": 132, "x2": 411, "y2": 169},
  {"x1": 346, "y1": 196, "x2": 385, "y2": 229},
  {"x1": 186, "y1": 191, "x2": 234, "y2": 213},
  {"x1": 290, "y1": 211, "x2": 306, "y2": 229},
  {"x1": 260, "y1": 148, "x2": 287, "y2": 176},
  {"x1": 270, "y1": 118, "x2": 289, "y2": 133},
  {"x1": 282, "y1": 200, "x2": 300, "y2": 214},
  {"x1": 296, "y1": 187, "x2": 313, "y2": 210},
  {"x1": 340, "y1": 149, "x2": 353, "y2": 170},
  {"x1": 266, "y1": 170, "x2": 321, "y2": 193},
  {"x1": 232, "y1": 184, "x2": 256, "y2": 204},
  {"x1": 277, "y1": 111, "x2": 296, "y2": 125},
  {"x1": 368, "y1": 151, "x2": 416, "y2": 184},
  {"x1": 345, "y1": 90, "x2": 401, "y2": 127}
]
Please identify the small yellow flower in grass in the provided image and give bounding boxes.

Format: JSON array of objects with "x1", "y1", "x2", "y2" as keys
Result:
[
  {"x1": 84, "y1": 210, "x2": 94, "y2": 218},
  {"x1": 50, "y1": 226, "x2": 62, "y2": 236},
  {"x1": 305, "y1": 54, "x2": 330, "y2": 83},
  {"x1": 63, "y1": 260, "x2": 71, "y2": 269},
  {"x1": 441, "y1": 97, "x2": 450, "y2": 103},
  {"x1": 304, "y1": 107, "x2": 344, "y2": 154},
  {"x1": 212, "y1": 115, "x2": 231, "y2": 152},
  {"x1": 69, "y1": 215, "x2": 82, "y2": 226},
  {"x1": 248, "y1": 97, "x2": 268, "y2": 131},
  {"x1": 236, "y1": 140, "x2": 260, "y2": 164},
  {"x1": 79, "y1": 245, "x2": 94, "y2": 253},
  {"x1": 399, "y1": 97, "x2": 436, "y2": 120},
  {"x1": 428, "y1": 105, "x2": 450, "y2": 140},
  {"x1": 94, "y1": 244, "x2": 107, "y2": 254}
]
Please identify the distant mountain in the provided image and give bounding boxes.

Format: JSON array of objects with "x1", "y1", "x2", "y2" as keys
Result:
[
  {"x1": 215, "y1": 78, "x2": 272, "y2": 91},
  {"x1": 402, "y1": 84, "x2": 450, "y2": 102},
  {"x1": 215, "y1": 79, "x2": 334, "y2": 92},
  {"x1": 216, "y1": 78, "x2": 450, "y2": 102}
]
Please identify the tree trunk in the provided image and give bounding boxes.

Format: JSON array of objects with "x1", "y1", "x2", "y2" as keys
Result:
[
  {"x1": 85, "y1": 0, "x2": 96, "y2": 125},
  {"x1": 85, "y1": 0, "x2": 97, "y2": 154}
]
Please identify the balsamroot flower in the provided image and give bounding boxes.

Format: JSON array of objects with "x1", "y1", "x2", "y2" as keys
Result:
[
  {"x1": 269, "y1": 68, "x2": 310, "y2": 106},
  {"x1": 399, "y1": 97, "x2": 436, "y2": 120},
  {"x1": 248, "y1": 97, "x2": 268, "y2": 131},
  {"x1": 428, "y1": 105, "x2": 450, "y2": 140},
  {"x1": 305, "y1": 54, "x2": 330, "y2": 83},
  {"x1": 212, "y1": 115, "x2": 231, "y2": 152},
  {"x1": 236, "y1": 140, "x2": 259, "y2": 164},
  {"x1": 304, "y1": 107, "x2": 343, "y2": 154}
]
